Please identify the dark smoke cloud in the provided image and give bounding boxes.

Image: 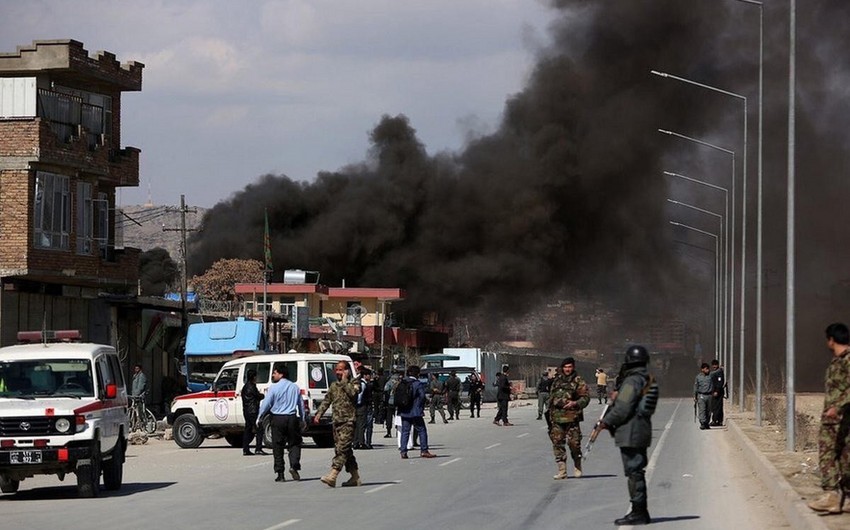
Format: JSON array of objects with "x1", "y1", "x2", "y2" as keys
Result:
[{"x1": 189, "y1": 2, "x2": 850, "y2": 390}]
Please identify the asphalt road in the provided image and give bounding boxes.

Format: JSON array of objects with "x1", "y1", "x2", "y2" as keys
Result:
[{"x1": 0, "y1": 399, "x2": 789, "y2": 529}]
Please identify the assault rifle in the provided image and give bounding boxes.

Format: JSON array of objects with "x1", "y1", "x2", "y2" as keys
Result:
[{"x1": 584, "y1": 403, "x2": 610, "y2": 458}]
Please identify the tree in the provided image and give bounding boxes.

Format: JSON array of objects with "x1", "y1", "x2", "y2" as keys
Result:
[
  {"x1": 190, "y1": 259, "x2": 264, "y2": 302},
  {"x1": 139, "y1": 247, "x2": 179, "y2": 296}
]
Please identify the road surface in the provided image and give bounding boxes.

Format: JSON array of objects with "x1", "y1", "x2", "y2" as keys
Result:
[{"x1": 0, "y1": 399, "x2": 790, "y2": 529}]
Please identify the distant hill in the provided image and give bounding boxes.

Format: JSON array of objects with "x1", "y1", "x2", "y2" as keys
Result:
[{"x1": 119, "y1": 204, "x2": 207, "y2": 260}]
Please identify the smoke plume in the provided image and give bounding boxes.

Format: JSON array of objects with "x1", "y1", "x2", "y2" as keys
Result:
[{"x1": 189, "y1": 1, "x2": 850, "y2": 390}]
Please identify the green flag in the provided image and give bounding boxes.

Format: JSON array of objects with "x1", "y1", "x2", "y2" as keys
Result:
[{"x1": 264, "y1": 209, "x2": 273, "y2": 272}]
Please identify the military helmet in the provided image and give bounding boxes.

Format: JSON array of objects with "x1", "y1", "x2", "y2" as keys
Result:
[{"x1": 624, "y1": 345, "x2": 649, "y2": 365}]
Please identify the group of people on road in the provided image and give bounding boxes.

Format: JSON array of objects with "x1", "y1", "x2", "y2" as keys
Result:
[
  {"x1": 536, "y1": 349, "x2": 657, "y2": 526},
  {"x1": 693, "y1": 359, "x2": 725, "y2": 430}
]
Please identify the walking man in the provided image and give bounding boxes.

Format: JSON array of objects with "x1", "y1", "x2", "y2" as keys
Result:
[
  {"x1": 467, "y1": 372, "x2": 484, "y2": 418},
  {"x1": 383, "y1": 370, "x2": 401, "y2": 438},
  {"x1": 709, "y1": 360, "x2": 725, "y2": 426},
  {"x1": 353, "y1": 368, "x2": 372, "y2": 449},
  {"x1": 596, "y1": 368, "x2": 608, "y2": 405},
  {"x1": 694, "y1": 363, "x2": 712, "y2": 430},
  {"x1": 241, "y1": 369, "x2": 267, "y2": 456},
  {"x1": 537, "y1": 372, "x2": 551, "y2": 420},
  {"x1": 493, "y1": 366, "x2": 513, "y2": 426},
  {"x1": 807, "y1": 323, "x2": 850, "y2": 514},
  {"x1": 398, "y1": 365, "x2": 436, "y2": 459},
  {"x1": 428, "y1": 373, "x2": 448, "y2": 424},
  {"x1": 445, "y1": 370, "x2": 462, "y2": 420},
  {"x1": 314, "y1": 361, "x2": 362, "y2": 487},
  {"x1": 547, "y1": 357, "x2": 590, "y2": 479},
  {"x1": 597, "y1": 345, "x2": 657, "y2": 526},
  {"x1": 257, "y1": 365, "x2": 304, "y2": 482}
]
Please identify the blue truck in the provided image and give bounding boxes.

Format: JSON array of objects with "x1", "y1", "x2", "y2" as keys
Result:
[{"x1": 183, "y1": 318, "x2": 270, "y2": 392}]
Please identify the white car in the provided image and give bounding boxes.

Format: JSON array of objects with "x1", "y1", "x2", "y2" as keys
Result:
[
  {"x1": 0, "y1": 335, "x2": 129, "y2": 497},
  {"x1": 168, "y1": 352, "x2": 358, "y2": 449}
]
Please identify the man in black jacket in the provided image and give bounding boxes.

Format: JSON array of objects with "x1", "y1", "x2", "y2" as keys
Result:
[
  {"x1": 493, "y1": 366, "x2": 513, "y2": 426},
  {"x1": 598, "y1": 345, "x2": 656, "y2": 526},
  {"x1": 241, "y1": 369, "x2": 267, "y2": 456}
]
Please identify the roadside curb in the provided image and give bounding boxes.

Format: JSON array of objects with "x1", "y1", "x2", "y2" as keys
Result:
[{"x1": 728, "y1": 419, "x2": 829, "y2": 530}]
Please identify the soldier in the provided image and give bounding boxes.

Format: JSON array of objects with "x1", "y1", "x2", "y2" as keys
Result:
[
  {"x1": 546, "y1": 357, "x2": 590, "y2": 479},
  {"x1": 694, "y1": 363, "x2": 712, "y2": 430},
  {"x1": 313, "y1": 361, "x2": 362, "y2": 488},
  {"x1": 708, "y1": 360, "x2": 725, "y2": 426},
  {"x1": 467, "y1": 372, "x2": 484, "y2": 418},
  {"x1": 537, "y1": 372, "x2": 551, "y2": 420},
  {"x1": 597, "y1": 345, "x2": 657, "y2": 526},
  {"x1": 807, "y1": 323, "x2": 850, "y2": 514},
  {"x1": 493, "y1": 367, "x2": 513, "y2": 426},
  {"x1": 428, "y1": 373, "x2": 448, "y2": 424},
  {"x1": 445, "y1": 370, "x2": 462, "y2": 420}
]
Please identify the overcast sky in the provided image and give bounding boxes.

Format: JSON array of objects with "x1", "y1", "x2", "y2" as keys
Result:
[{"x1": 1, "y1": 0, "x2": 554, "y2": 208}]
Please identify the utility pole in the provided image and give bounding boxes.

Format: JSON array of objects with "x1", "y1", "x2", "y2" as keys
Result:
[{"x1": 163, "y1": 195, "x2": 199, "y2": 338}]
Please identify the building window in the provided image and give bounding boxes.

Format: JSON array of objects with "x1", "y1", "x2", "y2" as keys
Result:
[
  {"x1": 76, "y1": 182, "x2": 93, "y2": 255},
  {"x1": 95, "y1": 193, "x2": 109, "y2": 259},
  {"x1": 345, "y1": 301, "x2": 363, "y2": 325},
  {"x1": 34, "y1": 171, "x2": 70, "y2": 250},
  {"x1": 37, "y1": 85, "x2": 111, "y2": 148}
]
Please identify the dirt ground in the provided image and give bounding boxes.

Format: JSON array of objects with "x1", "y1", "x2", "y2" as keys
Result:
[{"x1": 731, "y1": 393, "x2": 849, "y2": 529}]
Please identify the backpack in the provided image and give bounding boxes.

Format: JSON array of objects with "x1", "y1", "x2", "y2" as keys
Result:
[
  {"x1": 637, "y1": 375, "x2": 659, "y2": 418},
  {"x1": 393, "y1": 378, "x2": 415, "y2": 411}
]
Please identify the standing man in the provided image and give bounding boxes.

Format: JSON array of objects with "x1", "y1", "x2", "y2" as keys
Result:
[
  {"x1": 383, "y1": 370, "x2": 401, "y2": 438},
  {"x1": 708, "y1": 360, "x2": 725, "y2": 426},
  {"x1": 537, "y1": 371, "x2": 552, "y2": 420},
  {"x1": 241, "y1": 369, "x2": 267, "y2": 456},
  {"x1": 314, "y1": 361, "x2": 362, "y2": 487},
  {"x1": 596, "y1": 368, "x2": 609, "y2": 405},
  {"x1": 445, "y1": 370, "x2": 462, "y2": 420},
  {"x1": 694, "y1": 363, "x2": 713, "y2": 430},
  {"x1": 373, "y1": 368, "x2": 388, "y2": 428},
  {"x1": 547, "y1": 357, "x2": 590, "y2": 479},
  {"x1": 428, "y1": 373, "x2": 448, "y2": 424},
  {"x1": 131, "y1": 364, "x2": 148, "y2": 420},
  {"x1": 398, "y1": 365, "x2": 436, "y2": 459},
  {"x1": 493, "y1": 366, "x2": 513, "y2": 426},
  {"x1": 467, "y1": 372, "x2": 484, "y2": 418},
  {"x1": 597, "y1": 345, "x2": 657, "y2": 526},
  {"x1": 257, "y1": 365, "x2": 304, "y2": 482},
  {"x1": 807, "y1": 323, "x2": 850, "y2": 514},
  {"x1": 353, "y1": 368, "x2": 372, "y2": 450}
]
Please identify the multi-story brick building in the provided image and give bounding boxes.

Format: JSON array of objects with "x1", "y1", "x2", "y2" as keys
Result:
[{"x1": 0, "y1": 40, "x2": 143, "y2": 345}]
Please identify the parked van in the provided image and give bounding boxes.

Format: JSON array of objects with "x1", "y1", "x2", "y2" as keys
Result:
[
  {"x1": 167, "y1": 352, "x2": 357, "y2": 449},
  {"x1": 0, "y1": 332, "x2": 128, "y2": 498}
]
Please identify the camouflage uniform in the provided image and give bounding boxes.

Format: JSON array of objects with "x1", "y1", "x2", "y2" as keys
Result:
[
  {"x1": 315, "y1": 378, "x2": 360, "y2": 472},
  {"x1": 428, "y1": 378, "x2": 447, "y2": 423},
  {"x1": 817, "y1": 348, "x2": 850, "y2": 490},
  {"x1": 547, "y1": 372, "x2": 590, "y2": 466}
]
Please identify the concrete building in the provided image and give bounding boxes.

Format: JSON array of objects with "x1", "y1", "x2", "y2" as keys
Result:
[{"x1": 0, "y1": 40, "x2": 143, "y2": 345}]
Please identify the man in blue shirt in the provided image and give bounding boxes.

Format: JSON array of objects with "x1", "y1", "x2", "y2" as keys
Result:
[{"x1": 258, "y1": 365, "x2": 305, "y2": 482}]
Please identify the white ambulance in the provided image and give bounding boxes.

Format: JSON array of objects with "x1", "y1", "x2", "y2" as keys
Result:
[
  {"x1": 167, "y1": 352, "x2": 358, "y2": 449},
  {"x1": 0, "y1": 331, "x2": 129, "y2": 498}
]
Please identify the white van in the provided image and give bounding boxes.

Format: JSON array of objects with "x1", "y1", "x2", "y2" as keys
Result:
[
  {"x1": 0, "y1": 335, "x2": 129, "y2": 498},
  {"x1": 167, "y1": 352, "x2": 357, "y2": 449}
]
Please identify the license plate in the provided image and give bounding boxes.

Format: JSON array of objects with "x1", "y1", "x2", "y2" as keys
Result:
[{"x1": 10, "y1": 450, "x2": 42, "y2": 464}]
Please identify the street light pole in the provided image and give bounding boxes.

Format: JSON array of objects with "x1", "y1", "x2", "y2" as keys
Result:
[
  {"x1": 665, "y1": 171, "x2": 730, "y2": 369},
  {"x1": 667, "y1": 198, "x2": 725, "y2": 364},
  {"x1": 652, "y1": 70, "x2": 748, "y2": 412},
  {"x1": 670, "y1": 222, "x2": 720, "y2": 344},
  {"x1": 671, "y1": 238, "x2": 721, "y2": 359},
  {"x1": 659, "y1": 128, "x2": 737, "y2": 404},
  {"x1": 786, "y1": 0, "x2": 797, "y2": 452}
]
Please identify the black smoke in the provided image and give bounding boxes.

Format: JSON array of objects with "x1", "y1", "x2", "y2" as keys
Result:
[{"x1": 188, "y1": 2, "x2": 850, "y2": 390}]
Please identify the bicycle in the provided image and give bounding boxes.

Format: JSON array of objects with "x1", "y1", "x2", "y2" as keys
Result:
[{"x1": 127, "y1": 394, "x2": 157, "y2": 434}]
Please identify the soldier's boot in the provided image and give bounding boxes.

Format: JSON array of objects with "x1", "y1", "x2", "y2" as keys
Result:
[
  {"x1": 341, "y1": 469, "x2": 361, "y2": 487},
  {"x1": 320, "y1": 468, "x2": 340, "y2": 488},
  {"x1": 807, "y1": 490, "x2": 841, "y2": 513},
  {"x1": 614, "y1": 503, "x2": 651, "y2": 526},
  {"x1": 573, "y1": 457, "x2": 583, "y2": 478},
  {"x1": 553, "y1": 461, "x2": 567, "y2": 480}
]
